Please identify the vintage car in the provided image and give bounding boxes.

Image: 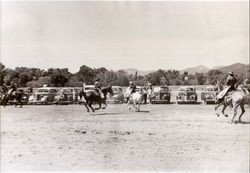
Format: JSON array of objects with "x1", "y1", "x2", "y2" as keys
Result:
[
  {"x1": 150, "y1": 86, "x2": 171, "y2": 104},
  {"x1": 28, "y1": 87, "x2": 60, "y2": 104},
  {"x1": 106, "y1": 86, "x2": 124, "y2": 104},
  {"x1": 201, "y1": 85, "x2": 217, "y2": 104},
  {"x1": 176, "y1": 86, "x2": 197, "y2": 104},
  {"x1": 84, "y1": 85, "x2": 95, "y2": 92},
  {"x1": 54, "y1": 88, "x2": 80, "y2": 104}
]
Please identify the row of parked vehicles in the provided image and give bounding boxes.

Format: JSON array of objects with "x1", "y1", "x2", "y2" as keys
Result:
[{"x1": 9, "y1": 85, "x2": 218, "y2": 105}]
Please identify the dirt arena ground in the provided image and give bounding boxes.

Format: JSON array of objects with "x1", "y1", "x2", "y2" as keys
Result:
[{"x1": 1, "y1": 102, "x2": 249, "y2": 172}]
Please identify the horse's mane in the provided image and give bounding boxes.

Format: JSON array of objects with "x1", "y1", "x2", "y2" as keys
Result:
[{"x1": 101, "y1": 86, "x2": 112, "y2": 91}]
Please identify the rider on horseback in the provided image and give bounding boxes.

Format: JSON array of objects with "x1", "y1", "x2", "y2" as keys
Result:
[
  {"x1": 1, "y1": 83, "x2": 8, "y2": 94},
  {"x1": 8, "y1": 81, "x2": 17, "y2": 95},
  {"x1": 147, "y1": 82, "x2": 153, "y2": 90},
  {"x1": 94, "y1": 78, "x2": 104, "y2": 98},
  {"x1": 243, "y1": 79, "x2": 250, "y2": 92},
  {"x1": 226, "y1": 72, "x2": 238, "y2": 91},
  {"x1": 216, "y1": 72, "x2": 238, "y2": 104},
  {"x1": 126, "y1": 81, "x2": 137, "y2": 103}
]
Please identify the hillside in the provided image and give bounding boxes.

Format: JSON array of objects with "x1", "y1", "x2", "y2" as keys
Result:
[
  {"x1": 121, "y1": 63, "x2": 249, "y2": 76},
  {"x1": 180, "y1": 65, "x2": 210, "y2": 75},
  {"x1": 217, "y1": 63, "x2": 249, "y2": 75},
  {"x1": 121, "y1": 68, "x2": 155, "y2": 76}
]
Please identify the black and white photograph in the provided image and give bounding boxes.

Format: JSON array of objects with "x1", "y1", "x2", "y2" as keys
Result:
[{"x1": 0, "y1": 0, "x2": 249, "y2": 172}]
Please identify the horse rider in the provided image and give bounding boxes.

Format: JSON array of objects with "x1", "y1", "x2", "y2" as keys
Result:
[
  {"x1": 226, "y1": 72, "x2": 238, "y2": 91},
  {"x1": 126, "y1": 81, "x2": 137, "y2": 102},
  {"x1": 147, "y1": 82, "x2": 153, "y2": 91},
  {"x1": 28, "y1": 87, "x2": 33, "y2": 94},
  {"x1": 8, "y1": 81, "x2": 17, "y2": 95},
  {"x1": 216, "y1": 72, "x2": 238, "y2": 104},
  {"x1": 1, "y1": 83, "x2": 8, "y2": 94},
  {"x1": 243, "y1": 78, "x2": 250, "y2": 92},
  {"x1": 94, "y1": 78, "x2": 104, "y2": 98}
]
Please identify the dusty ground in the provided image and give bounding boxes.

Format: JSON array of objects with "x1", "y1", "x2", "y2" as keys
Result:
[{"x1": 1, "y1": 102, "x2": 249, "y2": 172}]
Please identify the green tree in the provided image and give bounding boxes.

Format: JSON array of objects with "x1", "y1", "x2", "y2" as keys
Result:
[
  {"x1": 18, "y1": 72, "x2": 32, "y2": 87},
  {"x1": 77, "y1": 65, "x2": 95, "y2": 84},
  {"x1": 51, "y1": 73, "x2": 69, "y2": 87},
  {"x1": 0, "y1": 63, "x2": 6, "y2": 85}
]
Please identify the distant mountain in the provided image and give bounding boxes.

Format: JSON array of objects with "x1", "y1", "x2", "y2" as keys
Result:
[
  {"x1": 121, "y1": 63, "x2": 249, "y2": 76},
  {"x1": 217, "y1": 63, "x2": 249, "y2": 75},
  {"x1": 211, "y1": 65, "x2": 225, "y2": 70},
  {"x1": 121, "y1": 68, "x2": 155, "y2": 76},
  {"x1": 180, "y1": 65, "x2": 210, "y2": 75}
]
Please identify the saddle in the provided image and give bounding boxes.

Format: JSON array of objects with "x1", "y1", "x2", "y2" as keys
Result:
[
  {"x1": 216, "y1": 86, "x2": 234, "y2": 106},
  {"x1": 93, "y1": 89, "x2": 104, "y2": 99}
]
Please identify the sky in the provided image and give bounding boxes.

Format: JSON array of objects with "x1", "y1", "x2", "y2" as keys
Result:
[{"x1": 1, "y1": 1, "x2": 249, "y2": 73}]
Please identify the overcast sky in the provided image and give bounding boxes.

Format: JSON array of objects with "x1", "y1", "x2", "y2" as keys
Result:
[{"x1": 1, "y1": 1, "x2": 249, "y2": 73}]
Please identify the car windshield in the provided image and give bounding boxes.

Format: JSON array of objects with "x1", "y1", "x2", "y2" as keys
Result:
[
  {"x1": 180, "y1": 87, "x2": 194, "y2": 92},
  {"x1": 37, "y1": 89, "x2": 49, "y2": 93},
  {"x1": 62, "y1": 89, "x2": 73, "y2": 93},
  {"x1": 85, "y1": 87, "x2": 94, "y2": 90},
  {"x1": 206, "y1": 87, "x2": 215, "y2": 91},
  {"x1": 160, "y1": 86, "x2": 169, "y2": 91},
  {"x1": 50, "y1": 89, "x2": 59, "y2": 93},
  {"x1": 154, "y1": 87, "x2": 169, "y2": 92},
  {"x1": 113, "y1": 88, "x2": 122, "y2": 93}
]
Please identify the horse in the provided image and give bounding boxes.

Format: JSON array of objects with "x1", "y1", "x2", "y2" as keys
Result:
[
  {"x1": 125, "y1": 87, "x2": 144, "y2": 112},
  {"x1": 215, "y1": 84, "x2": 250, "y2": 124},
  {"x1": 1, "y1": 90, "x2": 26, "y2": 108},
  {"x1": 79, "y1": 86, "x2": 113, "y2": 112}
]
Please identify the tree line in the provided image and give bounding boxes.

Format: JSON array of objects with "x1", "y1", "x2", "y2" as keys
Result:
[{"x1": 0, "y1": 63, "x2": 248, "y2": 88}]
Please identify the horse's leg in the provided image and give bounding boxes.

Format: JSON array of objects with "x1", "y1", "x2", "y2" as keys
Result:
[
  {"x1": 215, "y1": 103, "x2": 222, "y2": 117},
  {"x1": 137, "y1": 102, "x2": 140, "y2": 112},
  {"x1": 3, "y1": 97, "x2": 6, "y2": 108},
  {"x1": 19, "y1": 100, "x2": 23, "y2": 108},
  {"x1": 3, "y1": 101, "x2": 6, "y2": 108},
  {"x1": 238, "y1": 104, "x2": 245, "y2": 122},
  {"x1": 127, "y1": 98, "x2": 131, "y2": 110},
  {"x1": 102, "y1": 100, "x2": 107, "y2": 109},
  {"x1": 88, "y1": 101, "x2": 95, "y2": 112},
  {"x1": 3, "y1": 98, "x2": 7, "y2": 108},
  {"x1": 221, "y1": 104, "x2": 228, "y2": 117},
  {"x1": 15, "y1": 99, "x2": 18, "y2": 107},
  {"x1": 231, "y1": 104, "x2": 239, "y2": 124},
  {"x1": 133, "y1": 101, "x2": 137, "y2": 112},
  {"x1": 84, "y1": 102, "x2": 90, "y2": 112},
  {"x1": 95, "y1": 102, "x2": 101, "y2": 110}
]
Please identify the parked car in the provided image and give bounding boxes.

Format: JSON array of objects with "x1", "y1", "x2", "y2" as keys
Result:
[
  {"x1": 106, "y1": 86, "x2": 124, "y2": 104},
  {"x1": 54, "y1": 88, "x2": 79, "y2": 104},
  {"x1": 29, "y1": 87, "x2": 60, "y2": 105},
  {"x1": 150, "y1": 86, "x2": 171, "y2": 104},
  {"x1": 176, "y1": 86, "x2": 197, "y2": 104},
  {"x1": 201, "y1": 85, "x2": 217, "y2": 104},
  {"x1": 84, "y1": 85, "x2": 95, "y2": 92}
]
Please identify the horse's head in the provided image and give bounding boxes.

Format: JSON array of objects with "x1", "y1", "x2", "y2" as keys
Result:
[{"x1": 102, "y1": 85, "x2": 113, "y2": 96}]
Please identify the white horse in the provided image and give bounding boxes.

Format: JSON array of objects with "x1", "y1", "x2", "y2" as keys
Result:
[
  {"x1": 215, "y1": 84, "x2": 250, "y2": 124},
  {"x1": 125, "y1": 87, "x2": 144, "y2": 112}
]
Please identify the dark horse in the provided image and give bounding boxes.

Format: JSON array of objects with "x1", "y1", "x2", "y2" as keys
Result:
[
  {"x1": 79, "y1": 86, "x2": 113, "y2": 112},
  {"x1": 1, "y1": 90, "x2": 26, "y2": 108}
]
